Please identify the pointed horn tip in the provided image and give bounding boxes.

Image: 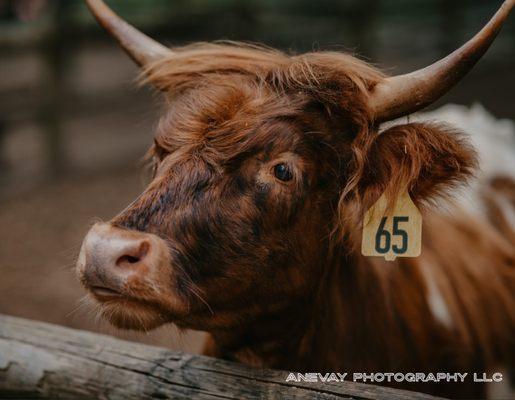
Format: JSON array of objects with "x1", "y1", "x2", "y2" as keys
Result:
[
  {"x1": 84, "y1": 0, "x2": 171, "y2": 67},
  {"x1": 370, "y1": 0, "x2": 514, "y2": 123},
  {"x1": 499, "y1": 0, "x2": 514, "y2": 17}
]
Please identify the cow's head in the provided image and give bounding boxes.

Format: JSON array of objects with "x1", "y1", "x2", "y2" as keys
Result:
[{"x1": 77, "y1": 0, "x2": 513, "y2": 332}]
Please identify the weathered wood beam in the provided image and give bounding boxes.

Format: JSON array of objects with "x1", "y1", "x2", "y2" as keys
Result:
[{"x1": 0, "y1": 314, "x2": 443, "y2": 399}]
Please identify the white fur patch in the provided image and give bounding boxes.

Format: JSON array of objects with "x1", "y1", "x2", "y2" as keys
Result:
[{"x1": 420, "y1": 262, "x2": 453, "y2": 329}]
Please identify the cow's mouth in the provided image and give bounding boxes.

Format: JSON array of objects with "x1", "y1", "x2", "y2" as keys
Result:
[
  {"x1": 90, "y1": 285, "x2": 123, "y2": 300},
  {"x1": 84, "y1": 285, "x2": 168, "y2": 331},
  {"x1": 85, "y1": 283, "x2": 151, "y2": 308}
]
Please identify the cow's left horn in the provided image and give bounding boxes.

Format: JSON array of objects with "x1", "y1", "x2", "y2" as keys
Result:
[
  {"x1": 85, "y1": 0, "x2": 172, "y2": 67},
  {"x1": 369, "y1": 0, "x2": 514, "y2": 123}
]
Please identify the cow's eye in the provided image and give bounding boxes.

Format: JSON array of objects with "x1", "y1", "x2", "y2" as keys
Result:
[{"x1": 273, "y1": 163, "x2": 293, "y2": 182}]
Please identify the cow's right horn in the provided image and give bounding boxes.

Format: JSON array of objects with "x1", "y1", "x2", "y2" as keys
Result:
[
  {"x1": 368, "y1": 0, "x2": 514, "y2": 123},
  {"x1": 85, "y1": 0, "x2": 172, "y2": 67}
]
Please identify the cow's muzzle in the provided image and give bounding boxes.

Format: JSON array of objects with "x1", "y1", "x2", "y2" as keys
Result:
[
  {"x1": 76, "y1": 223, "x2": 192, "y2": 330},
  {"x1": 76, "y1": 222, "x2": 169, "y2": 302}
]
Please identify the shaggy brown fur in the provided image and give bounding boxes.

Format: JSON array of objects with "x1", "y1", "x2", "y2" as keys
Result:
[{"x1": 95, "y1": 43, "x2": 514, "y2": 399}]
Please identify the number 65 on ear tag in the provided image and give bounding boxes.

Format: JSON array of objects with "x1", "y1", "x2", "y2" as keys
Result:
[{"x1": 361, "y1": 189, "x2": 422, "y2": 261}]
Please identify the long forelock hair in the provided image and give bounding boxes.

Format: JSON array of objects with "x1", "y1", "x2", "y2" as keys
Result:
[{"x1": 139, "y1": 41, "x2": 411, "y2": 248}]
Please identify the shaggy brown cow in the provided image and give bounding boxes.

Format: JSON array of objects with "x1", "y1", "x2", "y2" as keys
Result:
[{"x1": 77, "y1": 0, "x2": 515, "y2": 398}]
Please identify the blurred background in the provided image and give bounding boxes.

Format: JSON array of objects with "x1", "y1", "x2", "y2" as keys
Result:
[{"x1": 0, "y1": 0, "x2": 514, "y2": 353}]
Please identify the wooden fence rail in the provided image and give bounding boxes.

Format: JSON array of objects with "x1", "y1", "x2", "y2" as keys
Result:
[{"x1": 0, "y1": 314, "x2": 442, "y2": 399}]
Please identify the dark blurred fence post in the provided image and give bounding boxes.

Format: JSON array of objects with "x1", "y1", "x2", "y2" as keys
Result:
[
  {"x1": 0, "y1": 120, "x2": 6, "y2": 179},
  {"x1": 39, "y1": 0, "x2": 69, "y2": 177},
  {"x1": 348, "y1": 0, "x2": 379, "y2": 59},
  {"x1": 437, "y1": 0, "x2": 465, "y2": 56}
]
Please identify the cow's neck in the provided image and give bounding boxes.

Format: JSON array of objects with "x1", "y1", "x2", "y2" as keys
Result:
[{"x1": 206, "y1": 253, "x2": 376, "y2": 371}]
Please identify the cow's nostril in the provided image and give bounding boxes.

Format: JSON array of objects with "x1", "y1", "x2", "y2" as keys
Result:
[
  {"x1": 117, "y1": 255, "x2": 140, "y2": 265},
  {"x1": 115, "y1": 240, "x2": 150, "y2": 268}
]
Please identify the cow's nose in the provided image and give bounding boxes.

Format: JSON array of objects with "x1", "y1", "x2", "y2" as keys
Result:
[{"x1": 77, "y1": 222, "x2": 157, "y2": 295}]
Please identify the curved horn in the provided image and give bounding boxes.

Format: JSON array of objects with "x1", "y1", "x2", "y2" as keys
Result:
[
  {"x1": 85, "y1": 0, "x2": 172, "y2": 66},
  {"x1": 370, "y1": 0, "x2": 514, "y2": 123}
]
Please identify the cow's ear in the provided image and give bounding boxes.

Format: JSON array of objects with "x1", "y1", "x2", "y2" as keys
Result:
[{"x1": 357, "y1": 122, "x2": 478, "y2": 211}]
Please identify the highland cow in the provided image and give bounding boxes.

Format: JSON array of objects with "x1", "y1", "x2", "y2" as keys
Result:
[{"x1": 77, "y1": 1, "x2": 515, "y2": 398}]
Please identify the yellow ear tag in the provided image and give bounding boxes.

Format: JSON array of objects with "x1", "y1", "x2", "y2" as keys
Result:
[{"x1": 361, "y1": 189, "x2": 422, "y2": 261}]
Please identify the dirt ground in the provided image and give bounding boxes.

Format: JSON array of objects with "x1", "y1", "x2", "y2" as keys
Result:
[{"x1": 0, "y1": 167, "x2": 205, "y2": 353}]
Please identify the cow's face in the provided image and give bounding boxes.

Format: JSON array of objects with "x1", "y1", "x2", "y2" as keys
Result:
[
  {"x1": 76, "y1": 73, "x2": 478, "y2": 333},
  {"x1": 77, "y1": 79, "x2": 347, "y2": 331},
  {"x1": 80, "y1": 0, "x2": 506, "y2": 334}
]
